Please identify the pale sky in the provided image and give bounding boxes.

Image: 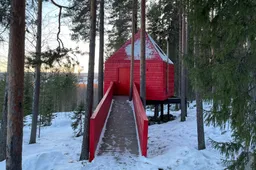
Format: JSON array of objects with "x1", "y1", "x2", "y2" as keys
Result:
[
  {"x1": 0, "y1": 0, "x2": 100, "y2": 73},
  {"x1": 0, "y1": 0, "x2": 154, "y2": 73}
]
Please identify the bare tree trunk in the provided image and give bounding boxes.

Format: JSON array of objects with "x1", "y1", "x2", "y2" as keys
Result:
[
  {"x1": 194, "y1": 36, "x2": 206, "y2": 150},
  {"x1": 0, "y1": 34, "x2": 11, "y2": 161},
  {"x1": 6, "y1": 0, "x2": 26, "y2": 169},
  {"x1": 166, "y1": 37, "x2": 170, "y2": 94},
  {"x1": 0, "y1": 74, "x2": 8, "y2": 161},
  {"x1": 30, "y1": 0, "x2": 42, "y2": 144},
  {"x1": 180, "y1": 4, "x2": 186, "y2": 122},
  {"x1": 98, "y1": 0, "x2": 104, "y2": 104},
  {"x1": 80, "y1": 0, "x2": 97, "y2": 161},
  {"x1": 184, "y1": 9, "x2": 188, "y2": 116},
  {"x1": 196, "y1": 87, "x2": 206, "y2": 150},
  {"x1": 140, "y1": 0, "x2": 146, "y2": 107},
  {"x1": 129, "y1": 0, "x2": 137, "y2": 101}
]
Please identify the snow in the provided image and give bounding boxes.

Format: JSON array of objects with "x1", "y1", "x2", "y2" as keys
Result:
[
  {"x1": 148, "y1": 35, "x2": 173, "y2": 64},
  {"x1": 125, "y1": 34, "x2": 173, "y2": 64},
  {"x1": 0, "y1": 102, "x2": 232, "y2": 170},
  {"x1": 125, "y1": 38, "x2": 155, "y2": 60}
]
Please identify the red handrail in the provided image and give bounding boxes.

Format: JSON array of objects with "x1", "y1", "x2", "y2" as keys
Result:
[
  {"x1": 89, "y1": 81, "x2": 114, "y2": 162},
  {"x1": 133, "y1": 83, "x2": 148, "y2": 156}
]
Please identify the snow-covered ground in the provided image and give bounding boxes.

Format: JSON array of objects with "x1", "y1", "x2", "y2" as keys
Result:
[{"x1": 0, "y1": 102, "x2": 232, "y2": 170}]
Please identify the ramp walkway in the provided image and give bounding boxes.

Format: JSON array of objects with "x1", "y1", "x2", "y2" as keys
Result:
[
  {"x1": 98, "y1": 96, "x2": 139, "y2": 155},
  {"x1": 89, "y1": 82, "x2": 148, "y2": 161}
]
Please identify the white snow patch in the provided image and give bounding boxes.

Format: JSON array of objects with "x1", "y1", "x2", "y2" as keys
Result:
[
  {"x1": 95, "y1": 99, "x2": 114, "y2": 155},
  {"x1": 0, "y1": 102, "x2": 232, "y2": 170},
  {"x1": 127, "y1": 100, "x2": 142, "y2": 156},
  {"x1": 148, "y1": 34, "x2": 173, "y2": 64},
  {"x1": 125, "y1": 39, "x2": 154, "y2": 60}
]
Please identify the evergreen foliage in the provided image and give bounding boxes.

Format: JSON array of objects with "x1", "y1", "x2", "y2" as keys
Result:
[
  {"x1": 39, "y1": 70, "x2": 77, "y2": 126},
  {"x1": 71, "y1": 102, "x2": 85, "y2": 137},
  {"x1": 188, "y1": 0, "x2": 256, "y2": 168},
  {"x1": 23, "y1": 72, "x2": 33, "y2": 117},
  {"x1": 106, "y1": 0, "x2": 135, "y2": 56},
  {"x1": 64, "y1": 0, "x2": 92, "y2": 41},
  {"x1": 147, "y1": 0, "x2": 179, "y2": 52}
]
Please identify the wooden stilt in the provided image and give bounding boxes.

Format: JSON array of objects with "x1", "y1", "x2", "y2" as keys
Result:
[
  {"x1": 160, "y1": 104, "x2": 164, "y2": 121},
  {"x1": 167, "y1": 104, "x2": 170, "y2": 120},
  {"x1": 154, "y1": 104, "x2": 159, "y2": 119}
]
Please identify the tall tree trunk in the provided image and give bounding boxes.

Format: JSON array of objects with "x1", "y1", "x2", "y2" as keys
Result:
[
  {"x1": 185, "y1": 7, "x2": 188, "y2": 116},
  {"x1": 0, "y1": 36, "x2": 11, "y2": 161},
  {"x1": 196, "y1": 86, "x2": 206, "y2": 150},
  {"x1": 80, "y1": 0, "x2": 97, "y2": 161},
  {"x1": 6, "y1": 0, "x2": 26, "y2": 169},
  {"x1": 140, "y1": 0, "x2": 146, "y2": 107},
  {"x1": 134, "y1": 0, "x2": 138, "y2": 32},
  {"x1": 194, "y1": 36, "x2": 206, "y2": 150},
  {"x1": 129, "y1": 0, "x2": 137, "y2": 101},
  {"x1": 180, "y1": 4, "x2": 186, "y2": 122},
  {"x1": 0, "y1": 74, "x2": 8, "y2": 161},
  {"x1": 29, "y1": 0, "x2": 42, "y2": 144},
  {"x1": 98, "y1": 0, "x2": 104, "y2": 104}
]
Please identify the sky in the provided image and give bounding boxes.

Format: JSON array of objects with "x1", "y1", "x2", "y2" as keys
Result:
[
  {"x1": 0, "y1": 0, "x2": 154, "y2": 73},
  {"x1": 0, "y1": 0, "x2": 100, "y2": 73}
]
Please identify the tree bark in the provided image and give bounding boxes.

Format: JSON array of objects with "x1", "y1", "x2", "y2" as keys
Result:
[
  {"x1": 80, "y1": 0, "x2": 97, "y2": 161},
  {"x1": 98, "y1": 0, "x2": 104, "y2": 104},
  {"x1": 0, "y1": 75, "x2": 8, "y2": 161},
  {"x1": 0, "y1": 34, "x2": 11, "y2": 162},
  {"x1": 140, "y1": 0, "x2": 146, "y2": 107},
  {"x1": 196, "y1": 88, "x2": 206, "y2": 150},
  {"x1": 180, "y1": 4, "x2": 186, "y2": 122},
  {"x1": 194, "y1": 36, "x2": 206, "y2": 150},
  {"x1": 30, "y1": 0, "x2": 42, "y2": 144},
  {"x1": 129, "y1": 0, "x2": 137, "y2": 101},
  {"x1": 6, "y1": 0, "x2": 26, "y2": 169}
]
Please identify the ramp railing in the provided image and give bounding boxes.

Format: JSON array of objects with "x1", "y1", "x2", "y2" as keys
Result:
[
  {"x1": 133, "y1": 83, "x2": 148, "y2": 156},
  {"x1": 89, "y1": 81, "x2": 114, "y2": 162}
]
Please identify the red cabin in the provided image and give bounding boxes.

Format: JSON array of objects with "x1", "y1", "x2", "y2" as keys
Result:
[{"x1": 104, "y1": 31, "x2": 174, "y2": 101}]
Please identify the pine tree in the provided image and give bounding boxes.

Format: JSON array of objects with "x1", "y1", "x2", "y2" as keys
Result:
[
  {"x1": 189, "y1": 0, "x2": 256, "y2": 168},
  {"x1": 71, "y1": 102, "x2": 85, "y2": 137},
  {"x1": 98, "y1": 0, "x2": 104, "y2": 103},
  {"x1": 140, "y1": 0, "x2": 146, "y2": 107},
  {"x1": 29, "y1": 0, "x2": 43, "y2": 144},
  {"x1": 106, "y1": 0, "x2": 134, "y2": 54},
  {"x1": 80, "y1": 0, "x2": 97, "y2": 161},
  {"x1": 23, "y1": 73, "x2": 33, "y2": 117},
  {"x1": 6, "y1": 0, "x2": 26, "y2": 169}
]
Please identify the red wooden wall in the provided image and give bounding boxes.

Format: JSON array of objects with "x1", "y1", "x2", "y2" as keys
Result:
[{"x1": 104, "y1": 60, "x2": 174, "y2": 101}]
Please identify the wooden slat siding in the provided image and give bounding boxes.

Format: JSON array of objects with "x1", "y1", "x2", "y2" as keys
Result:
[
  {"x1": 104, "y1": 60, "x2": 174, "y2": 100},
  {"x1": 133, "y1": 83, "x2": 148, "y2": 156},
  {"x1": 89, "y1": 82, "x2": 114, "y2": 162},
  {"x1": 162, "y1": 61, "x2": 175, "y2": 99}
]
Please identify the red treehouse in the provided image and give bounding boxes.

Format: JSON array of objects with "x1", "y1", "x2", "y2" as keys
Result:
[
  {"x1": 104, "y1": 31, "x2": 174, "y2": 101},
  {"x1": 88, "y1": 31, "x2": 176, "y2": 162}
]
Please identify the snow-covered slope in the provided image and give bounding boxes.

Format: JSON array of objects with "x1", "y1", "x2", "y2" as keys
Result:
[{"x1": 0, "y1": 103, "x2": 231, "y2": 170}]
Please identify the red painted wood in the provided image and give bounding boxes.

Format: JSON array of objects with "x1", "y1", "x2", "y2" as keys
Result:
[
  {"x1": 104, "y1": 32, "x2": 175, "y2": 101},
  {"x1": 133, "y1": 83, "x2": 148, "y2": 156},
  {"x1": 89, "y1": 82, "x2": 114, "y2": 162},
  {"x1": 118, "y1": 67, "x2": 130, "y2": 95}
]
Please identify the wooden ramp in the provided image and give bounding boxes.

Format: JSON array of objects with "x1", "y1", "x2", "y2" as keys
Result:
[{"x1": 97, "y1": 96, "x2": 139, "y2": 156}]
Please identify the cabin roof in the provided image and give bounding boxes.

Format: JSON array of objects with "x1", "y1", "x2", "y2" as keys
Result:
[{"x1": 107, "y1": 31, "x2": 173, "y2": 64}]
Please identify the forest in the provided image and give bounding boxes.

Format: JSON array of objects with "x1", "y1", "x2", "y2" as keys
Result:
[{"x1": 0, "y1": 0, "x2": 256, "y2": 170}]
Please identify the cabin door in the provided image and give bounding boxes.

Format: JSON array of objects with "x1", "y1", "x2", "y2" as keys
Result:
[{"x1": 118, "y1": 67, "x2": 130, "y2": 95}]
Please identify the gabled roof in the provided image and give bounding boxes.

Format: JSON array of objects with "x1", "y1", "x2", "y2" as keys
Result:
[{"x1": 107, "y1": 31, "x2": 173, "y2": 64}]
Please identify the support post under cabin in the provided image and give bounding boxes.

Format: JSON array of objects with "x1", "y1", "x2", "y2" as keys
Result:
[
  {"x1": 160, "y1": 104, "x2": 164, "y2": 121},
  {"x1": 167, "y1": 104, "x2": 170, "y2": 120},
  {"x1": 154, "y1": 104, "x2": 159, "y2": 119}
]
